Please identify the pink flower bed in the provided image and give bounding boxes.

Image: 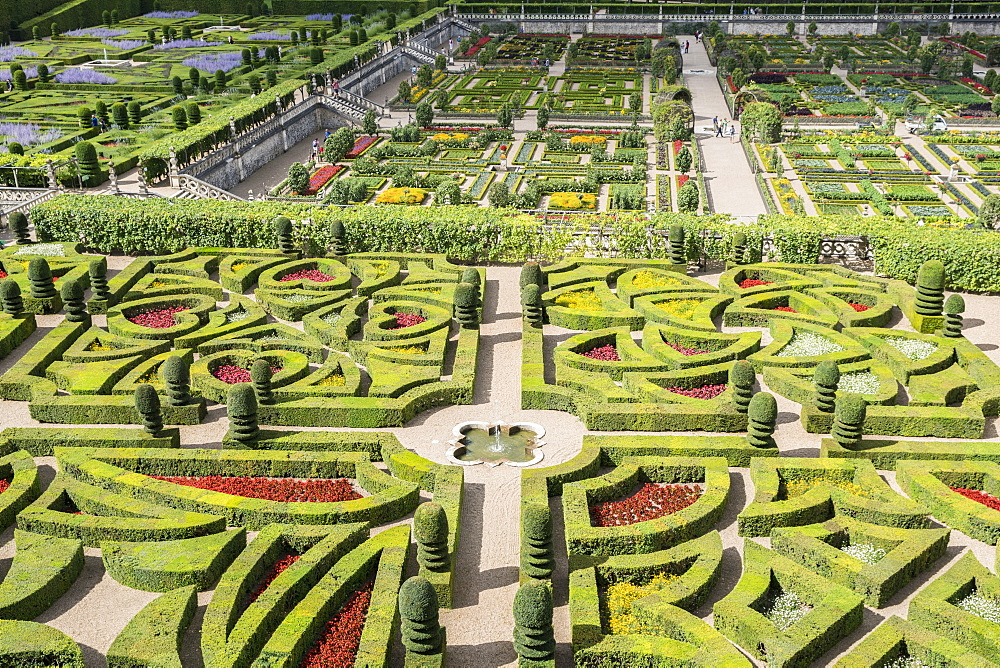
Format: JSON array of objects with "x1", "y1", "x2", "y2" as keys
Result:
[
  {"x1": 280, "y1": 269, "x2": 337, "y2": 282},
  {"x1": 666, "y1": 383, "x2": 727, "y2": 399},
  {"x1": 665, "y1": 341, "x2": 709, "y2": 356},
  {"x1": 211, "y1": 364, "x2": 282, "y2": 384},
  {"x1": 126, "y1": 306, "x2": 187, "y2": 329},
  {"x1": 391, "y1": 312, "x2": 426, "y2": 329},
  {"x1": 300, "y1": 165, "x2": 344, "y2": 196},
  {"x1": 582, "y1": 344, "x2": 620, "y2": 361},
  {"x1": 345, "y1": 136, "x2": 378, "y2": 159}
]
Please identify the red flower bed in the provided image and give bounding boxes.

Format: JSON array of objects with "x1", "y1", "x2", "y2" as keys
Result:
[
  {"x1": 848, "y1": 303, "x2": 870, "y2": 312},
  {"x1": 301, "y1": 581, "x2": 374, "y2": 668},
  {"x1": 950, "y1": 487, "x2": 1000, "y2": 511},
  {"x1": 677, "y1": 174, "x2": 690, "y2": 188},
  {"x1": 0, "y1": 271, "x2": 7, "y2": 279},
  {"x1": 961, "y1": 77, "x2": 994, "y2": 95},
  {"x1": 666, "y1": 383, "x2": 726, "y2": 399},
  {"x1": 0, "y1": 479, "x2": 9, "y2": 495},
  {"x1": 300, "y1": 165, "x2": 344, "y2": 196},
  {"x1": 151, "y1": 475, "x2": 362, "y2": 503},
  {"x1": 465, "y1": 36, "x2": 492, "y2": 56},
  {"x1": 248, "y1": 554, "x2": 301, "y2": 604},
  {"x1": 590, "y1": 483, "x2": 701, "y2": 527},
  {"x1": 726, "y1": 75, "x2": 738, "y2": 93},
  {"x1": 673, "y1": 140, "x2": 683, "y2": 154},
  {"x1": 211, "y1": 364, "x2": 282, "y2": 384},
  {"x1": 773, "y1": 306, "x2": 798, "y2": 313},
  {"x1": 739, "y1": 279, "x2": 773, "y2": 289},
  {"x1": 666, "y1": 341, "x2": 709, "y2": 356},
  {"x1": 391, "y1": 312, "x2": 426, "y2": 329},
  {"x1": 126, "y1": 306, "x2": 187, "y2": 329},
  {"x1": 582, "y1": 344, "x2": 620, "y2": 361},
  {"x1": 280, "y1": 269, "x2": 337, "y2": 283},
  {"x1": 345, "y1": 136, "x2": 378, "y2": 159}
]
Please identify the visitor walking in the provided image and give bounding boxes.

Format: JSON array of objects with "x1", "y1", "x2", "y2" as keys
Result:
[
  {"x1": 411, "y1": 65, "x2": 417, "y2": 80},
  {"x1": 712, "y1": 115, "x2": 720, "y2": 136},
  {"x1": 729, "y1": 123, "x2": 737, "y2": 142},
  {"x1": 311, "y1": 138, "x2": 319, "y2": 162},
  {"x1": 332, "y1": 78, "x2": 339, "y2": 96}
]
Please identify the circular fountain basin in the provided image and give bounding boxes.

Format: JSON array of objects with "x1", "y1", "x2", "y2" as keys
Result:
[{"x1": 446, "y1": 421, "x2": 546, "y2": 468}]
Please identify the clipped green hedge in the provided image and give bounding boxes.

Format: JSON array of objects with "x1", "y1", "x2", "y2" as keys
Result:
[
  {"x1": 832, "y1": 615, "x2": 998, "y2": 668},
  {"x1": 0, "y1": 529, "x2": 83, "y2": 621},
  {"x1": 0, "y1": 620, "x2": 84, "y2": 667},
  {"x1": 107, "y1": 584, "x2": 197, "y2": 668},
  {"x1": 897, "y1": 459, "x2": 1000, "y2": 544},
  {"x1": 102, "y1": 529, "x2": 247, "y2": 592}
]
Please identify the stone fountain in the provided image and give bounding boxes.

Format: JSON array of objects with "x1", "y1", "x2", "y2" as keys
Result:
[{"x1": 446, "y1": 421, "x2": 546, "y2": 468}]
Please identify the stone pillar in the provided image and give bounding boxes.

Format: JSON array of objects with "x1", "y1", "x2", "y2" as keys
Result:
[
  {"x1": 236, "y1": 152, "x2": 246, "y2": 183},
  {"x1": 137, "y1": 165, "x2": 149, "y2": 195},
  {"x1": 277, "y1": 95, "x2": 289, "y2": 152},
  {"x1": 45, "y1": 160, "x2": 59, "y2": 190},
  {"x1": 108, "y1": 161, "x2": 119, "y2": 193},
  {"x1": 168, "y1": 147, "x2": 180, "y2": 188}
]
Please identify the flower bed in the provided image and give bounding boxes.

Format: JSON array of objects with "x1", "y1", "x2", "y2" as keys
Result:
[
  {"x1": 590, "y1": 483, "x2": 701, "y2": 526},
  {"x1": 126, "y1": 306, "x2": 187, "y2": 329},
  {"x1": 773, "y1": 306, "x2": 798, "y2": 313},
  {"x1": 656, "y1": 298, "x2": 700, "y2": 319},
  {"x1": 884, "y1": 336, "x2": 936, "y2": 360},
  {"x1": 465, "y1": 36, "x2": 492, "y2": 57},
  {"x1": 582, "y1": 344, "x2": 620, "y2": 361},
  {"x1": 391, "y1": 313, "x2": 426, "y2": 329},
  {"x1": 555, "y1": 290, "x2": 603, "y2": 311},
  {"x1": 375, "y1": 187, "x2": 427, "y2": 205},
  {"x1": 665, "y1": 341, "x2": 709, "y2": 356},
  {"x1": 848, "y1": 303, "x2": 870, "y2": 312},
  {"x1": 631, "y1": 271, "x2": 681, "y2": 289},
  {"x1": 211, "y1": 364, "x2": 282, "y2": 384},
  {"x1": 838, "y1": 371, "x2": 880, "y2": 394},
  {"x1": 0, "y1": 479, "x2": 9, "y2": 495},
  {"x1": 301, "y1": 581, "x2": 375, "y2": 668},
  {"x1": 248, "y1": 554, "x2": 301, "y2": 604},
  {"x1": 775, "y1": 331, "x2": 845, "y2": 357},
  {"x1": 345, "y1": 136, "x2": 379, "y2": 159},
  {"x1": 280, "y1": 269, "x2": 337, "y2": 282},
  {"x1": 300, "y1": 165, "x2": 344, "y2": 196},
  {"x1": 666, "y1": 383, "x2": 726, "y2": 399},
  {"x1": 150, "y1": 475, "x2": 362, "y2": 503},
  {"x1": 739, "y1": 279, "x2": 773, "y2": 289},
  {"x1": 950, "y1": 487, "x2": 1000, "y2": 511},
  {"x1": 549, "y1": 192, "x2": 597, "y2": 210}
]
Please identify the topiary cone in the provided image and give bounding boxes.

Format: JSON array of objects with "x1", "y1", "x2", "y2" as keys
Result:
[
  {"x1": 414, "y1": 502, "x2": 448, "y2": 572},
  {"x1": 274, "y1": 216, "x2": 294, "y2": 254},
  {"x1": 134, "y1": 383, "x2": 163, "y2": 435},
  {"x1": 812, "y1": 361, "x2": 840, "y2": 413},
  {"x1": 0, "y1": 280, "x2": 23, "y2": 316},
  {"x1": 399, "y1": 576, "x2": 442, "y2": 655},
  {"x1": 9, "y1": 212, "x2": 31, "y2": 245},
  {"x1": 60, "y1": 279, "x2": 88, "y2": 322},
  {"x1": 729, "y1": 360, "x2": 755, "y2": 414},
  {"x1": 454, "y1": 282, "x2": 480, "y2": 327},
  {"x1": 513, "y1": 579, "x2": 555, "y2": 661},
  {"x1": 914, "y1": 259, "x2": 946, "y2": 316},
  {"x1": 329, "y1": 219, "x2": 347, "y2": 256},
  {"x1": 521, "y1": 502, "x2": 554, "y2": 579},
  {"x1": 832, "y1": 394, "x2": 866, "y2": 447},
  {"x1": 943, "y1": 293, "x2": 965, "y2": 338},
  {"x1": 161, "y1": 356, "x2": 191, "y2": 406},
  {"x1": 27, "y1": 258, "x2": 57, "y2": 299},
  {"x1": 227, "y1": 383, "x2": 259, "y2": 442},
  {"x1": 668, "y1": 224, "x2": 685, "y2": 265},
  {"x1": 746, "y1": 391, "x2": 777, "y2": 449},
  {"x1": 732, "y1": 231, "x2": 747, "y2": 264},
  {"x1": 88, "y1": 257, "x2": 111, "y2": 302},
  {"x1": 522, "y1": 284, "x2": 543, "y2": 326},
  {"x1": 460, "y1": 267, "x2": 481, "y2": 289},
  {"x1": 250, "y1": 359, "x2": 275, "y2": 405},
  {"x1": 520, "y1": 261, "x2": 544, "y2": 290}
]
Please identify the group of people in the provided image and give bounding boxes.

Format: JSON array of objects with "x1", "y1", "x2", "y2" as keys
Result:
[
  {"x1": 743, "y1": 7, "x2": 766, "y2": 13},
  {"x1": 712, "y1": 116, "x2": 737, "y2": 142},
  {"x1": 681, "y1": 40, "x2": 690, "y2": 53}
]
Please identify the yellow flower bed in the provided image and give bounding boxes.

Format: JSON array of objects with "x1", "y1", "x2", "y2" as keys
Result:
[
  {"x1": 432, "y1": 132, "x2": 469, "y2": 143},
  {"x1": 632, "y1": 271, "x2": 682, "y2": 289},
  {"x1": 230, "y1": 262, "x2": 250, "y2": 272},
  {"x1": 654, "y1": 298, "x2": 701, "y2": 320},
  {"x1": 137, "y1": 369, "x2": 159, "y2": 383},
  {"x1": 87, "y1": 340, "x2": 114, "y2": 351},
  {"x1": 549, "y1": 192, "x2": 597, "y2": 210},
  {"x1": 554, "y1": 290, "x2": 603, "y2": 311},
  {"x1": 376, "y1": 187, "x2": 428, "y2": 205},
  {"x1": 315, "y1": 373, "x2": 347, "y2": 386},
  {"x1": 784, "y1": 478, "x2": 868, "y2": 498},
  {"x1": 388, "y1": 344, "x2": 428, "y2": 354},
  {"x1": 569, "y1": 135, "x2": 606, "y2": 145},
  {"x1": 605, "y1": 573, "x2": 679, "y2": 635}
]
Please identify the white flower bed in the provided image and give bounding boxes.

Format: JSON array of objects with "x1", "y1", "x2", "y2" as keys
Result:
[
  {"x1": 884, "y1": 336, "x2": 937, "y2": 361},
  {"x1": 763, "y1": 590, "x2": 811, "y2": 630},
  {"x1": 775, "y1": 332, "x2": 845, "y2": 357},
  {"x1": 837, "y1": 371, "x2": 880, "y2": 395},
  {"x1": 840, "y1": 543, "x2": 886, "y2": 565},
  {"x1": 284, "y1": 294, "x2": 313, "y2": 303},
  {"x1": 13, "y1": 243, "x2": 66, "y2": 257},
  {"x1": 322, "y1": 313, "x2": 341, "y2": 325},
  {"x1": 958, "y1": 592, "x2": 1000, "y2": 623},
  {"x1": 884, "y1": 657, "x2": 930, "y2": 668},
  {"x1": 226, "y1": 309, "x2": 250, "y2": 323}
]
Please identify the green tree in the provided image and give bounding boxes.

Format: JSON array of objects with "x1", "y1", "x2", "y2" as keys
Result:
[
  {"x1": 363, "y1": 109, "x2": 378, "y2": 136},
  {"x1": 185, "y1": 101, "x2": 200, "y2": 125},
  {"x1": 397, "y1": 80, "x2": 412, "y2": 103},
  {"x1": 978, "y1": 193, "x2": 1000, "y2": 229},
  {"x1": 496, "y1": 102, "x2": 513, "y2": 129},
  {"x1": 786, "y1": 21, "x2": 795, "y2": 35},
  {"x1": 417, "y1": 63, "x2": 433, "y2": 88},
  {"x1": 521, "y1": 503, "x2": 554, "y2": 579},
  {"x1": 37, "y1": 63, "x2": 50, "y2": 83},
  {"x1": 74, "y1": 141, "x2": 101, "y2": 186},
  {"x1": 310, "y1": 47, "x2": 323, "y2": 65},
  {"x1": 324, "y1": 127, "x2": 355, "y2": 163},
  {"x1": 329, "y1": 219, "x2": 347, "y2": 255},
  {"x1": 537, "y1": 105, "x2": 549, "y2": 130},
  {"x1": 741, "y1": 101, "x2": 783, "y2": 143},
  {"x1": 454, "y1": 282, "x2": 480, "y2": 327},
  {"x1": 435, "y1": 53, "x2": 446, "y2": 70},
  {"x1": 677, "y1": 183, "x2": 699, "y2": 212},
  {"x1": 488, "y1": 182, "x2": 511, "y2": 208},
  {"x1": 808, "y1": 21, "x2": 818, "y2": 34},
  {"x1": 415, "y1": 100, "x2": 433, "y2": 127},
  {"x1": 127, "y1": 101, "x2": 142, "y2": 125},
  {"x1": 215, "y1": 69, "x2": 227, "y2": 91},
  {"x1": 12, "y1": 70, "x2": 26, "y2": 92},
  {"x1": 111, "y1": 102, "x2": 128, "y2": 129},
  {"x1": 675, "y1": 146, "x2": 692, "y2": 173},
  {"x1": 9, "y1": 212, "x2": 30, "y2": 245},
  {"x1": 729, "y1": 360, "x2": 754, "y2": 413},
  {"x1": 171, "y1": 76, "x2": 184, "y2": 96},
  {"x1": 274, "y1": 216, "x2": 294, "y2": 253}
]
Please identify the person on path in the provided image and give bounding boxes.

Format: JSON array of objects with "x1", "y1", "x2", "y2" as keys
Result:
[
  {"x1": 721, "y1": 119, "x2": 729, "y2": 136},
  {"x1": 712, "y1": 116, "x2": 721, "y2": 136},
  {"x1": 411, "y1": 65, "x2": 417, "y2": 80},
  {"x1": 729, "y1": 123, "x2": 737, "y2": 142},
  {"x1": 332, "y1": 78, "x2": 339, "y2": 96}
]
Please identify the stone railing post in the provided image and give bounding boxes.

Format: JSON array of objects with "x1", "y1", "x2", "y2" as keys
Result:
[
  {"x1": 168, "y1": 147, "x2": 180, "y2": 189},
  {"x1": 108, "y1": 161, "x2": 119, "y2": 193},
  {"x1": 137, "y1": 165, "x2": 149, "y2": 195}
]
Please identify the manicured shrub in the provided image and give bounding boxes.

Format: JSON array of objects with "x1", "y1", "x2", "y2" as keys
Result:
[
  {"x1": 675, "y1": 146, "x2": 692, "y2": 173},
  {"x1": 520, "y1": 262, "x2": 543, "y2": 290},
  {"x1": 329, "y1": 220, "x2": 346, "y2": 256},
  {"x1": 227, "y1": 383, "x2": 259, "y2": 442},
  {"x1": 134, "y1": 384, "x2": 163, "y2": 435},
  {"x1": 730, "y1": 359, "x2": 754, "y2": 413},
  {"x1": 415, "y1": 100, "x2": 434, "y2": 128},
  {"x1": 488, "y1": 182, "x2": 510, "y2": 208},
  {"x1": 60, "y1": 280, "x2": 87, "y2": 322},
  {"x1": 513, "y1": 579, "x2": 555, "y2": 661},
  {"x1": 27, "y1": 259, "x2": 56, "y2": 299},
  {"x1": 324, "y1": 127, "x2": 354, "y2": 163},
  {"x1": 915, "y1": 259, "x2": 945, "y2": 316},
  {"x1": 522, "y1": 284, "x2": 543, "y2": 325},
  {"x1": 833, "y1": 394, "x2": 866, "y2": 447},
  {"x1": 126, "y1": 101, "x2": 141, "y2": 125},
  {"x1": 454, "y1": 282, "x2": 480, "y2": 327},
  {"x1": 310, "y1": 46, "x2": 323, "y2": 64},
  {"x1": 399, "y1": 576, "x2": 442, "y2": 655},
  {"x1": 74, "y1": 141, "x2": 101, "y2": 186},
  {"x1": 250, "y1": 359, "x2": 275, "y2": 405},
  {"x1": 9, "y1": 212, "x2": 30, "y2": 245},
  {"x1": 185, "y1": 102, "x2": 201, "y2": 125},
  {"x1": 813, "y1": 361, "x2": 840, "y2": 413},
  {"x1": 732, "y1": 231, "x2": 747, "y2": 264},
  {"x1": 537, "y1": 105, "x2": 549, "y2": 130},
  {"x1": 77, "y1": 106, "x2": 92, "y2": 129},
  {"x1": 286, "y1": 162, "x2": 309, "y2": 194},
  {"x1": 677, "y1": 183, "x2": 699, "y2": 212},
  {"x1": 0, "y1": 280, "x2": 23, "y2": 316},
  {"x1": 461, "y1": 267, "x2": 481, "y2": 288},
  {"x1": 521, "y1": 502, "x2": 554, "y2": 579},
  {"x1": 214, "y1": 69, "x2": 227, "y2": 91},
  {"x1": 12, "y1": 70, "x2": 26, "y2": 92},
  {"x1": 414, "y1": 502, "x2": 448, "y2": 572},
  {"x1": 88, "y1": 257, "x2": 110, "y2": 301},
  {"x1": 667, "y1": 224, "x2": 685, "y2": 264},
  {"x1": 111, "y1": 103, "x2": 128, "y2": 130},
  {"x1": 943, "y1": 293, "x2": 965, "y2": 338},
  {"x1": 274, "y1": 216, "x2": 294, "y2": 253},
  {"x1": 357, "y1": 28, "x2": 367, "y2": 42},
  {"x1": 978, "y1": 194, "x2": 1000, "y2": 230},
  {"x1": 162, "y1": 356, "x2": 191, "y2": 406},
  {"x1": 171, "y1": 106, "x2": 188, "y2": 131},
  {"x1": 747, "y1": 391, "x2": 777, "y2": 448},
  {"x1": 6, "y1": 142, "x2": 22, "y2": 156}
]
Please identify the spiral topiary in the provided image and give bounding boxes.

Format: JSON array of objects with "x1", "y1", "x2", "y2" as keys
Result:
[
  {"x1": 943, "y1": 293, "x2": 965, "y2": 338},
  {"x1": 88, "y1": 257, "x2": 111, "y2": 302},
  {"x1": 732, "y1": 231, "x2": 747, "y2": 264},
  {"x1": 520, "y1": 261, "x2": 543, "y2": 290},
  {"x1": 832, "y1": 394, "x2": 866, "y2": 447},
  {"x1": 399, "y1": 576, "x2": 442, "y2": 655},
  {"x1": 9, "y1": 212, "x2": 31, "y2": 245},
  {"x1": 59, "y1": 279, "x2": 87, "y2": 322},
  {"x1": 454, "y1": 282, "x2": 480, "y2": 327},
  {"x1": 414, "y1": 502, "x2": 448, "y2": 572},
  {"x1": 667, "y1": 224, "x2": 685, "y2": 265},
  {"x1": 746, "y1": 391, "x2": 777, "y2": 448},
  {"x1": 812, "y1": 361, "x2": 840, "y2": 413},
  {"x1": 250, "y1": 359, "x2": 275, "y2": 405},
  {"x1": 274, "y1": 216, "x2": 294, "y2": 254},
  {"x1": 521, "y1": 284, "x2": 543, "y2": 326},
  {"x1": 161, "y1": 356, "x2": 191, "y2": 406},
  {"x1": 914, "y1": 259, "x2": 946, "y2": 317},
  {"x1": 227, "y1": 383, "x2": 259, "y2": 442},
  {"x1": 513, "y1": 579, "x2": 555, "y2": 662},
  {"x1": 729, "y1": 360, "x2": 755, "y2": 414},
  {"x1": 521, "y1": 502, "x2": 554, "y2": 579},
  {"x1": 0, "y1": 280, "x2": 23, "y2": 316},
  {"x1": 134, "y1": 383, "x2": 163, "y2": 435},
  {"x1": 27, "y1": 258, "x2": 57, "y2": 299},
  {"x1": 329, "y1": 220, "x2": 346, "y2": 256}
]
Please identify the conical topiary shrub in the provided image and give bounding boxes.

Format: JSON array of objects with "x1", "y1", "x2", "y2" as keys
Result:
[
  {"x1": 60, "y1": 279, "x2": 87, "y2": 322},
  {"x1": 88, "y1": 257, "x2": 111, "y2": 302},
  {"x1": 454, "y1": 282, "x2": 480, "y2": 327},
  {"x1": 914, "y1": 260, "x2": 945, "y2": 317},
  {"x1": 161, "y1": 356, "x2": 191, "y2": 406},
  {"x1": 399, "y1": 576, "x2": 442, "y2": 656},
  {"x1": 9, "y1": 212, "x2": 31, "y2": 245},
  {"x1": 414, "y1": 502, "x2": 448, "y2": 572},
  {"x1": 134, "y1": 383, "x2": 163, "y2": 435},
  {"x1": 521, "y1": 502, "x2": 554, "y2": 579},
  {"x1": 522, "y1": 284, "x2": 543, "y2": 326},
  {"x1": 274, "y1": 216, "x2": 294, "y2": 254},
  {"x1": 0, "y1": 280, "x2": 23, "y2": 316},
  {"x1": 27, "y1": 258, "x2": 57, "y2": 299},
  {"x1": 460, "y1": 267, "x2": 481, "y2": 288},
  {"x1": 812, "y1": 361, "x2": 840, "y2": 413},
  {"x1": 729, "y1": 360, "x2": 754, "y2": 414},
  {"x1": 943, "y1": 293, "x2": 965, "y2": 338},
  {"x1": 227, "y1": 383, "x2": 259, "y2": 442},
  {"x1": 520, "y1": 261, "x2": 543, "y2": 290},
  {"x1": 732, "y1": 231, "x2": 747, "y2": 265},
  {"x1": 250, "y1": 359, "x2": 275, "y2": 405},
  {"x1": 832, "y1": 394, "x2": 866, "y2": 447},
  {"x1": 329, "y1": 219, "x2": 347, "y2": 256},
  {"x1": 746, "y1": 391, "x2": 777, "y2": 448},
  {"x1": 668, "y1": 224, "x2": 685, "y2": 265},
  {"x1": 513, "y1": 579, "x2": 555, "y2": 662}
]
